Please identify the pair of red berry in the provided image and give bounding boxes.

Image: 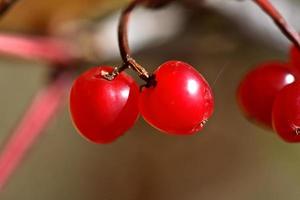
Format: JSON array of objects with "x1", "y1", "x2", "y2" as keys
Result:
[
  {"x1": 70, "y1": 60, "x2": 214, "y2": 144},
  {"x1": 237, "y1": 46, "x2": 300, "y2": 142}
]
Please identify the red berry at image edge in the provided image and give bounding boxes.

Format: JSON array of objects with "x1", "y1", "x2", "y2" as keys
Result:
[
  {"x1": 290, "y1": 45, "x2": 300, "y2": 69},
  {"x1": 139, "y1": 61, "x2": 214, "y2": 135},
  {"x1": 69, "y1": 66, "x2": 139, "y2": 144},
  {"x1": 272, "y1": 82, "x2": 300, "y2": 143},
  {"x1": 237, "y1": 62, "x2": 296, "y2": 128}
]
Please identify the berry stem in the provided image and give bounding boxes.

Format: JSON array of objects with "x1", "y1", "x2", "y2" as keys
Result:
[
  {"x1": 253, "y1": 0, "x2": 300, "y2": 50},
  {"x1": 116, "y1": 0, "x2": 150, "y2": 81},
  {"x1": 0, "y1": 70, "x2": 72, "y2": 190}
]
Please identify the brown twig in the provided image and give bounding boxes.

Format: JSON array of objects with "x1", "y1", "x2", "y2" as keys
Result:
[
  {"x1": 142, "y1": 0, "x2": 174, "y2": 8},
  {"x1": 253, "y1": 0, "x2": 300, "y2": 50},
  {"x1": 0, "y1": 0, "x2": 19, "y2": 17},
  {"x1": 107, "y1": 0, "x2": 150, "y2": 81},
  {"x1": 118, "y1": 0, "x2": 140, "y2": 62}
]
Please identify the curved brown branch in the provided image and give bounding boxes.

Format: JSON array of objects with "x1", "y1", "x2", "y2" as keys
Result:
[
  {"x1": 117, "y1": 0, "x2": 150, "y2": 81},
  {"x1": 253, "y1": 0, "x2": 300, "y2": 50}
]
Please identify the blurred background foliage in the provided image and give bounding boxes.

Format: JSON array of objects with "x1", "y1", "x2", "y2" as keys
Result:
[
  {"x1": 0, "y1": 0, "x2": 128, "y2": 33},
  {"x1": 1, "y1": 0, "x2": 300, "y2": 200}
]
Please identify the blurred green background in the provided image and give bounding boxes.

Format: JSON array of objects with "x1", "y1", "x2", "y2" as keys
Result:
[{"x1": 1, "y1": 0, "x2": 300, "y2": 199}]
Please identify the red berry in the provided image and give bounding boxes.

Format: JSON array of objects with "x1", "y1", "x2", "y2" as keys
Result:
[
  {"x1": 237, "y1": 62, "x2": 296, "y2": 128},
  {"x1": 69, "y1": 66, "x2": 139, "y2": 144},
  {"x1": 139, "y1": 61, "x2": 214, "y2": 135},
  {"x1": 272, "y1": 82, "x2": 300, "y2": 142},
  {"x1": 290, "y1": 45, "x2": 300, "y2": 69}
]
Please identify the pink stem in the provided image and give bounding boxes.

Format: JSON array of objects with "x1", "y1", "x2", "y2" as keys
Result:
[
  {"x1": 0, "y1": 33, "x2": 76, "y2": 65},
  {"x1": 0, "y1": 71, "x2": 72, "y2": 190},
  {"x1": 253, "y1": 0, "x2": 300, "y2": 50}
]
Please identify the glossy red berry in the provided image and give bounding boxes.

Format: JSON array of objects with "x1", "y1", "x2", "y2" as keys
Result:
[
  {"x1": 139, "y1": 61, "x2": 214, "y2": 135},
  {"x1": 69, "y1": 66, "x2": 139, "y2": 144},
  {"x1": 290, "y1": 45, "x2": 300, "y2": 69},
  {"x1": 237, "y1": 62, "x2": 296, "y2": 128},
  {"x1": 272, "y1": 82, "x2": 300, "y2": 142}
]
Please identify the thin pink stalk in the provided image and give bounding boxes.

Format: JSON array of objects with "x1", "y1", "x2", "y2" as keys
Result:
[
  {"x1": 0, "y1": 71, "x2": 72, "y2": 190},
  {"x1": 0, "y1": 33, "x2": 76, "y2": 65},
  {"x1": 253, "y1": 0, "x2": 300, "y2": 50}
]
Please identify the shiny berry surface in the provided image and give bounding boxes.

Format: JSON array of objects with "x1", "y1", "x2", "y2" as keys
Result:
[
  {"x1": 237, "y1": 62, "x2": 296, "y2": 128},
  {"x1": 70, "y1": 66, "x2": 139, "y2": 144},
  {"x1": 139, "y1": 61, "x2": 214, "y2": 135},
  {"x1": 272, "y1": 82, "x2": 300, "y2": 142},
  {"x1": 290, "y1": 45, "x2": 300, "y2": 69}
]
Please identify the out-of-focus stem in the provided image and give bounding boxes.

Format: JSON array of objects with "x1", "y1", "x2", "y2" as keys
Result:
[
  {"x1": 0, "y1": 0, "x2": 19, "y2": 17},
  {"x1": 253, "y1": 0, "x2": 300, "y2": 50},
  {"x1": 0, "y1": 71, "x2": 72, "y2": 190},
  {"x1": 0, "y1": 33, "x2": 76, "y2": 65}
]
